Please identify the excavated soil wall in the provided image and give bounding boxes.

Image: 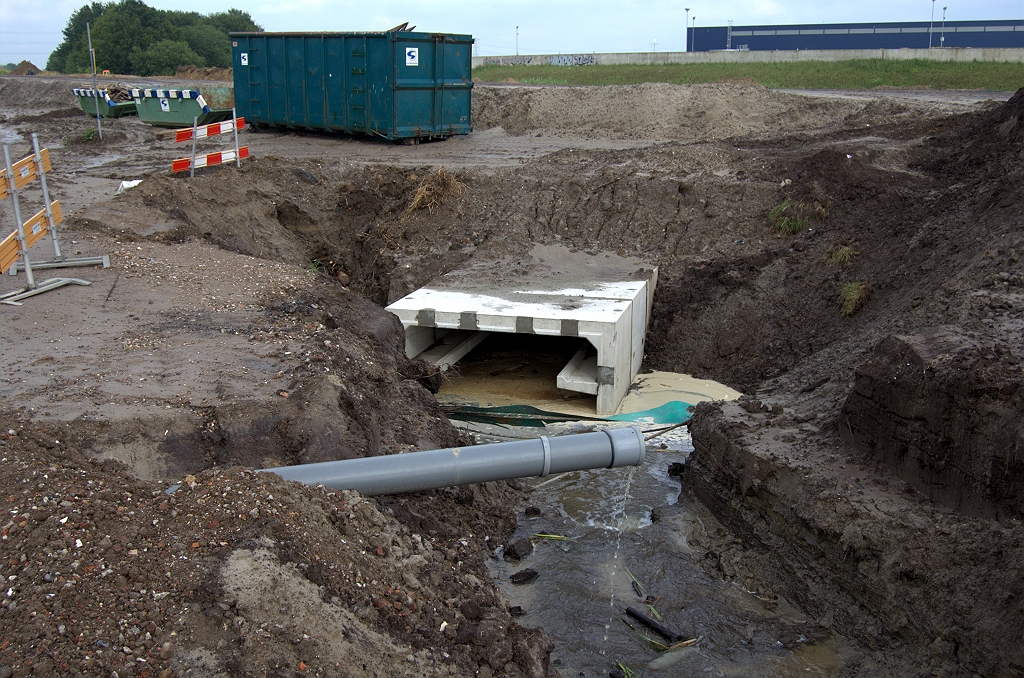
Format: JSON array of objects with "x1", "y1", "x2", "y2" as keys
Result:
[{"x1": 841, "y1": 330, "x2": 1024, "y2": 519}]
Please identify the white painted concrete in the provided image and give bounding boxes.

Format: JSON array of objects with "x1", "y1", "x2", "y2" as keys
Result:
[
  {"x1": 474, "y1": 47, "x2": 1024, "y2": 67},
  {"x1": 385, "y1": 246, "x2": 658, "y2": 415}
]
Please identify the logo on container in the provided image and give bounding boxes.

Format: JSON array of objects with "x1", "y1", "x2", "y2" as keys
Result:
[{"x1": 406, "y1": 48, "x2": 419, "y2": 66}]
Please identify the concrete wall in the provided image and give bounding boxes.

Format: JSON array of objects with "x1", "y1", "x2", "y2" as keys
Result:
[{"x1": 473, "y1": 47, "x2": 1024, "y2": 68}]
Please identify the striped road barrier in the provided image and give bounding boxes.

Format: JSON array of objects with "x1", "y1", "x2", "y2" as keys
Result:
[
  {"x1": 170, "y1": 107, "x2": 249, "y2": 177},
  {"x1": 174, "y1": 117, "x2": 245, "y2": 143},
  {"x1": 0, "y1": 134, "x2": 108, "y2": 305},
  {"x1": 172, "y1": 146, "x2": 250, "y2": 174}
]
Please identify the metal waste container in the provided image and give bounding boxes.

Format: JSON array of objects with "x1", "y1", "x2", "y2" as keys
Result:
[
  {"x1": 230, "y1": 30, "x2": 473, "y2": 141},
  {"x1": 73, "y1": 88, "x2": 137, "y2": 118},
  {"x1": 131, "y1": 88, "x2": 233, "y2": 128}
]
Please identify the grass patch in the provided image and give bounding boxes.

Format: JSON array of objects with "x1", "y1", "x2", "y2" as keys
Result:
[
  {"x1": 823, "y1": 244, "x2": 859, "y2": 265},
  {"x1": 473, "y1": 59, "x2": 1024, "y2": 91},
  {"x1": 769, "y1": 199, "x2": 805, "y2": 235},
  {"x1": 840, "y1": 282, "x2": 872, "y2": 316},
  {"x1": 769, "y1": 198, "x2": 827, "y2": 235}
]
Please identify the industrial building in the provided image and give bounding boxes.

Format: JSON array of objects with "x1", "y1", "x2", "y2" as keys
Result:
[{"x1": 689, "y1": 19, "x2": 1024, "y2": 52}]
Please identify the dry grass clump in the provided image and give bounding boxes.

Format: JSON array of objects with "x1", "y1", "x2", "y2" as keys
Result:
[
  {"x1": 407, "y1": 166, "x2": 466, "y2": 214},
  {"x1": 769, "y1": 197, "x2": 828, "y2": 235},
  {"x1": 823, "y1": 243, "x2": 859, "y2": 266},
  {"x1": 839, "y1": 282, "x2": 872, "y2": 316}
]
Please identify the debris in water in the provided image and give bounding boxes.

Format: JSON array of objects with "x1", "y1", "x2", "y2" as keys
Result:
[
  {"x1": 504, "y1": 536, "x2": 533, "y2": 560},
  {"x1": 509, "y1": 568, "x2": 539, "y2": 585},
  {"x1": 613, "y1": 660, "x2": 637, "y2": 678},
  {"x1": 625, "y1": 606, "x2": 687, "y2": 643},
  {"x1": 625, "y1": 567, "x2": 646, "y2": 597}
]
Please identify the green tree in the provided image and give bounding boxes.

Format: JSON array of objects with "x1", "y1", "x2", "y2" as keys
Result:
[
  {"x1": 46, "y1": 2, "x2": 104, "y2": 72},
  {"x1": 183, "y1": 24, "x2": 232, "y2": 69},
  {"x1": 205, "y1": 9, "x2": 262, "y2": 35},
  {"x1": 89, "y1": 0, "x2": 178, "y2": 74},
  {"x1": 129, "y1": 40, "x2": 205, "y2": 76},
  {"x1": 47, "y1": 1, "x2": 262, "y2": 74}
]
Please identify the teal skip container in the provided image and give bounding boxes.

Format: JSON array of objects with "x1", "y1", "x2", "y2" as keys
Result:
[{"x1": 229, "y1": 30, "x2": 473, "y2": 141}]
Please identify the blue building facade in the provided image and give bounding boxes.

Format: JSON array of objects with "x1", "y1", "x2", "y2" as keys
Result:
[{"x1": 689, "y1": 20, "x2": 1024, "y2": 52}]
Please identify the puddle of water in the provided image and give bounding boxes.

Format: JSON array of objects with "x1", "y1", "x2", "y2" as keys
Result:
[
  {"x1": 486, "y1": 439, "x2": 846, "y2": 678},
  {"x1": 0, "y1": 126, "x2": 23, "y2": 144}
]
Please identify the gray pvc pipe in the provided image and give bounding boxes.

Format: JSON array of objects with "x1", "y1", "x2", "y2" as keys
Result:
[{"x1": 262, "y1": 426, "x2": 646, "y2": 496}]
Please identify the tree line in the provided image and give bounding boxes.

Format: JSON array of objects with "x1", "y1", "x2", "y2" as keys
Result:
[{"x1": 47, "y1": 0, "x2": 261, "y2": 76}]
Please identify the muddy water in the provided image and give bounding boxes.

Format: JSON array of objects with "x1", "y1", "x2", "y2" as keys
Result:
[
  {"x1": 486, "y1": 434, "x2": 848, "y2": 677},
  {"x1": 0, "y1": 126, "x2": 23, "y2": 144}
]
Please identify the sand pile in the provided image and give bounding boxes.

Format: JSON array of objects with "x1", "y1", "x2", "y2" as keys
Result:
[
  {"x1": 472, "y1": 82, "x2": 928, "y2": 141},
  {"x1": 0, "y1": 77, "x2": 78, "y2": 112}
]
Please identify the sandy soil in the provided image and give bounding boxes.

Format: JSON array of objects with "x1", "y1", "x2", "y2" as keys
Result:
[{"x1": 1, "y1": 73, "x2": 1022, "y2": 677}]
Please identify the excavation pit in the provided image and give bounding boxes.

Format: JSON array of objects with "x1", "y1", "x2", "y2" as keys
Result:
[{"x1": 386, "y1": 246, "x2": 657, "y2": 415}]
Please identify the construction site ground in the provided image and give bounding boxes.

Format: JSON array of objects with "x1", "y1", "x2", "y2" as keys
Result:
[{"x1": 0, "y1": 74, "x2": 1022, "y2": 677}]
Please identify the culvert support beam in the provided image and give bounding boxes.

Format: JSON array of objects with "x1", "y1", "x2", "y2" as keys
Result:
[{"x1": 262, "y1": 427, "x2": 646, "y2": 496}]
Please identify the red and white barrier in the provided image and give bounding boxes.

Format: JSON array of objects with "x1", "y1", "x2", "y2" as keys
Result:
[
  {"x1": 174, "y1": 117, "x2": 245, "y2": 143},
  {"x1": 171, "y1": 107, "x2": 250, "y2": 176},
  {"x1": 172, "y1": 147, "x2": 250, "y2": 174}
]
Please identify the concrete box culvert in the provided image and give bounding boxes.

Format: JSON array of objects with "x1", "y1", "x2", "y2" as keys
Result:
[{"x1": 385, "y1": 246, "x2": 658, "y2": 415}]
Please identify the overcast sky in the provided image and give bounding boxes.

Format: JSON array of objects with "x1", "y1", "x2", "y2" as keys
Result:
[{"x1": 2, "y1": 0, "x2": 1022, "y2": 64}]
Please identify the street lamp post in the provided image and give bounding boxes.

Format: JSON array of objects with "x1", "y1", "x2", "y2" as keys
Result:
[
  {"x1": 692, "y1": 17, "x2": 697, "y2": 53},
  {"x1": 940, "y1": 6, "x2": 947, "y2": 47},
  {"x1": 929, "y1": 0, "x2": 936, "y2": 48},
  {"x1": 685, "y1": 8, "x2": 690, "y2": 52},
  {"x1": 516, "y1": 26, "x2": 519, "y2": 55}
]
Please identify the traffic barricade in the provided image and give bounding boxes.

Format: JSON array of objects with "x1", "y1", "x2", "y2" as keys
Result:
[
  {"x1": 170, "y1": 112, "x2": 250, "y2": 177},
  {"x1": 1, "y1": 134, "x2": 109, "y2": 305}
]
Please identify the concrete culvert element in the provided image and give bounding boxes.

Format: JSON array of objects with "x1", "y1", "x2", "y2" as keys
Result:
[
  {"x1": 263, "y1": 426, "x2": 645, "y2": 495},
  {"x1": 386, "y1": 245, "x2": 657, "y2": 414}
]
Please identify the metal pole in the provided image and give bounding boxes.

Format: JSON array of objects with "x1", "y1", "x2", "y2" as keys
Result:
[
  {"x1": 941, "y1": 7, "x2": 946, "y2": 47},
  {"x1": 516, "y1": 26, "x2": 519, "y2": 55},
  {"x1": 189, "y1": 116, "x2": 198, "y2": 178},
  {"x1": 86, "y1": 23, "x2": 102, "y2": 140},
  {"x1": 3, "y1": 146, "x2": 36, "y2": 289},
  {"x1": 685, "y1": 8, "x2": 690, "y2": 52},
  {"x1": 232, "y1": 107, "x2": 240, "y2": 167},
  {"x1": 929, "y1": 0, "x2": 936, "y2": 48},
  {"x1": 262, "y1": 427, "x2": 646, "y2": 496},
  {"x1": 692, "y1": 17, "x2": 697, "y2": 53},
  {"x1": 30, "y1": 133, "x2": 62, "y2": 261}
]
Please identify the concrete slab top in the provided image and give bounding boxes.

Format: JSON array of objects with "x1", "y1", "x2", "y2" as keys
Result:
[
  {"x1": 387, "y1": 285, "x2": 642, "y2": 323},
  {"x1": 387, "y1": 245, "x2": 655, "y2": 323}
]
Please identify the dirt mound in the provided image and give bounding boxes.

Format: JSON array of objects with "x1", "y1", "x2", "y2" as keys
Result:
[
  {"x1": 0, "y1": 76, "x2": 78, "y2": 112},
  {"x1": 472, "y1": 82, "x2": 908, "y2": 141},
  {"x1": 175, "y1": 65, "x2": 233, "y2": 81},
  {"x1": 925, "y1": 87, "x2": 1024, "y2": 190},
  {"x1": 0, "y1": 413, "x2": 550, "y2": 678},
  {"x1": 9, "y1": 60, "x2": 41, "y2": 75}
]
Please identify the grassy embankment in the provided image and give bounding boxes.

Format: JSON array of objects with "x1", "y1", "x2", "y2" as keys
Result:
[{"x1": 473, "y1": 59, "x2": 1024, "y2": 90}]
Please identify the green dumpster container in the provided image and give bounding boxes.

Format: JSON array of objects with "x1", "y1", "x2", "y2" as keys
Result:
[
  {"x1": 130, "y1": 88, "x2": 233, "y2": 128},
  {"x1": 230, "y1": 30, "x2": 473, "y2": 141},
  {"x1": 73, "y1": 88, "x2": 138, "y2": 118}
]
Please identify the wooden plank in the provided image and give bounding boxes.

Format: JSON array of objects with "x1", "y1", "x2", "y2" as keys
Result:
[
  {"x1": 0, "y1": 230, "x2": 20, "y2": 275},
  {"x1": 0, "y1": 149, "x2": 52, "y2": 201},
  {"x1": 23, "y1": 200, "x2": 61, "y2": 249}
]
